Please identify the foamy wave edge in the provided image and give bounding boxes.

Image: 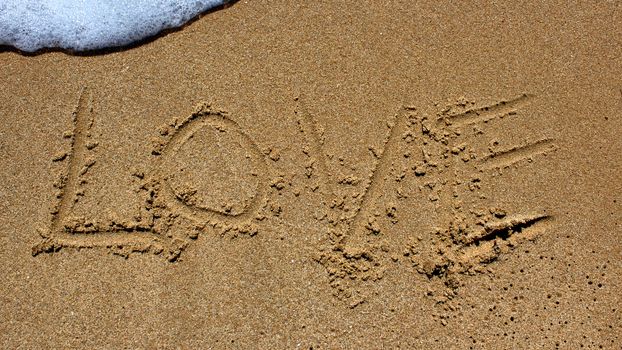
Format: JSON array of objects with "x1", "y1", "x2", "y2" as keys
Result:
[{"x1": 0, "y1": 0, "x2": 229, "y2": 52}]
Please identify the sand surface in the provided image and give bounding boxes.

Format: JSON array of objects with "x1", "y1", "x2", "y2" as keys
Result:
[{"x1": 1, "y1": 1, "x2": 621, "y2": 348}]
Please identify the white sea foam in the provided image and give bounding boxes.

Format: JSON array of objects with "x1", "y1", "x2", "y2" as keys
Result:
[{"x1": 0, "y1": 0, "x2": 228, "y2": 52}]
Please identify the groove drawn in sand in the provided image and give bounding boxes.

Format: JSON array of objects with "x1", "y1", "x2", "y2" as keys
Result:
[
  {"x1": 34, "y1": 91, "x2": 268, "y2": 261},
  {"x1": 154, "y1": 107, "x2": 268, "y2": 225},
  {"x1": 345, "y1": 107, "x2": 410, "y2": 251},
  {"x1": 299, "y1": 93, "x2": 559, "y2": 308},
  {"x1": 439, "y1": 93, "x2": 533, "y2": 126},
  {"x1": 407, "y1": 95, "x2": 558, "y2": 272},
  {"x1": 461, "y1": 213, "x2": 550, "y2": 246},
  {"x1": 34, "y1": 88, "x2": 174, "y2": 258},
  {"x1": 404, "y1": 94, "x2": 559, "y2": 321},
  {"x1": 417, "y1": 213, "x2": 554, "y2": 278},
  {"x1": 295, "y1": 101, "x2": 400, "y2": 306},
  {"x1": 49, "y1": 87, "x2": 92, "y2": 233},
  {"x1": 479, "y1": 138, "x2": 558, "y2": 169},
  {"x1": 34, "y1": 89, "x2": 559, "y2": 313},
  {"x1": 294, "y1": 98, "x2": 336, "y2": 200}
]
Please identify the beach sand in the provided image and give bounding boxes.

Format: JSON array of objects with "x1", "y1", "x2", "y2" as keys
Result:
[{"x1": 1, "y1": 1, "x2": 621, "y2": 348}]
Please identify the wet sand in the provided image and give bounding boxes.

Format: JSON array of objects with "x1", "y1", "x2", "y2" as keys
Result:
[{"x1": 0, "y1": 1, "x2": 621, "y2": 348}]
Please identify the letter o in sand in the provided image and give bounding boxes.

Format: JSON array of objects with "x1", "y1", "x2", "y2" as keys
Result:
[{"x1": 155, "y1": 108, "x2": 267, "y2": 226}]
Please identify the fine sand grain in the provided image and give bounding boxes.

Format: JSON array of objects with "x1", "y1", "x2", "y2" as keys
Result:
[{"x1": 1, "y1": 1, "x2": 621, "y2": 348}]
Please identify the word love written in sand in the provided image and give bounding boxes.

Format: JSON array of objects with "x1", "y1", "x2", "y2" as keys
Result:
[{"x1": 35, "y1": 90, "x2": 557, "y2": 278}]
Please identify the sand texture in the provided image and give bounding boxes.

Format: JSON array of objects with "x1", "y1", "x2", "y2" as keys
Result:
[{"x1": 1, "y1": 1, "x2": 621, "y2": 348}]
